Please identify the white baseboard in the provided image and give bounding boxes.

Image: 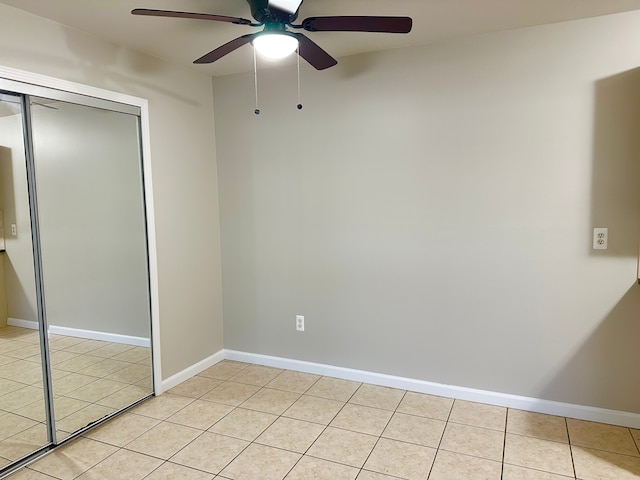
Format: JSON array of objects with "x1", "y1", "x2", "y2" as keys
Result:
[
  {"x1": 7, "y1": 318, "x2": 150, "y2": 347},
  {"x1": 223, "y1": 349, "x2": 640, "y2": 429},
  {"x1": 7, "y1": 318, "x2": 38, "y2": 330},
  {"x1": 158, "y1": 349, "x2": 225, "y2": 395},
  {"x1": 49, "y1": 325, "x2": 150, "y2": 347},
  {"x1": 8, "y1": 317, "x2": 639, "y2": 430}
]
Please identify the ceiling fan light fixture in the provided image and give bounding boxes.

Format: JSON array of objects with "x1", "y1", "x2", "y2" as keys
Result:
[{"x1": 253, "y1": 33, "x2": 298, "y2": 59}]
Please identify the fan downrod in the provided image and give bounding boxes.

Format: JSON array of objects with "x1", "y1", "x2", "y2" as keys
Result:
[{"x1": 247, "y1": 0, "x2": 299, "y2": 25}]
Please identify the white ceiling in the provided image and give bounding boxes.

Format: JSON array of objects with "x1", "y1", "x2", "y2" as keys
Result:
[{"x1": 3, "y1": 0, "x2": 640, "y2": 76}]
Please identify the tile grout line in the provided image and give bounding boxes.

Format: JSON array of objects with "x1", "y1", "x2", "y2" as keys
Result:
[
  {"x1": 270, "y1": 372, "x2": 372, "y2": 478},
  {"x1": 176, "y1": 374, "x2": 262, "y2": 478},
  {"x1": 630, "y1": 427, "x2": 640, "y2": 456},
  {"x1": 500, "y1": 408, "x2": 508, "y2": 480},
  {"x1": 264, "y1": 368, "x2": 324, "y2": 480},
  {"x1": 564, "y1": 416, "x2": 577, "y2": 480},
  {"x1": 192, "y1": 366, "x2": 342, "y2": 479},
  {"x1": 269, "y1": 376, "x2": 411, "y2": 477},
  {"x1": 288, "y1": 376, "x2": 365, "y2": 477},
  {"x1": 425, "y1": 396, "x2": 455, "y2": 479},
  {"x1": 354, "y1": 386, "x2": 407, "y2": 478},
  {"x1": 163, "y1": 411, "x2": 249, "y2": 478}
]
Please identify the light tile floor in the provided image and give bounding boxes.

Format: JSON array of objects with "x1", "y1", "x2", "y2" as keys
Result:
[
  {"x1": 4, "y1": 360, "x2": 640, "y2": 480},
  {"x1": 0, "y1": 325, "x2": 152, "y2": 469}
]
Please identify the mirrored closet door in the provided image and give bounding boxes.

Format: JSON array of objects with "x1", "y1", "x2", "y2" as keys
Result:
[
  {"x1": 0, "y1": 91, "x2": 50, "y2": 471},
  {"x1": 0, "y1": 84, "x2": 154, "y2": 475}
]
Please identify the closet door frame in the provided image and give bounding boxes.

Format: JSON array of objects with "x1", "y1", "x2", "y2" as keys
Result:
[{"x1": 0, "y1": 64, "x2": 162, "y2": 402}]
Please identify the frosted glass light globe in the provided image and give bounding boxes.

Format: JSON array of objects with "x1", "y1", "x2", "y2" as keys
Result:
[{"x1": 253, "y1": 34, "x2": 298, "y2": 59}]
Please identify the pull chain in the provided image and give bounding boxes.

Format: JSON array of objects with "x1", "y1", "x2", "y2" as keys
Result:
[
  {"x1": 253, "y1": 47, "x2": 260, "y2": 115},
  {"x1": 296, "y1": 46, "x2": 302, "y2": 110}
]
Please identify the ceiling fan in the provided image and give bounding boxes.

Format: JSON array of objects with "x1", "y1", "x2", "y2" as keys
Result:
[{"x1": 132, "y1": 0, "x2": 413, "y2": 70}]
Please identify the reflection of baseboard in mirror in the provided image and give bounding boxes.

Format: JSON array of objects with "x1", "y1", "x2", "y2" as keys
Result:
[
  {"x1": 0, "y1": 209, "x2": 5, "y2": 251},
  {"x1": 7, "y1": 318, "x2": 150, "y2": 347}
]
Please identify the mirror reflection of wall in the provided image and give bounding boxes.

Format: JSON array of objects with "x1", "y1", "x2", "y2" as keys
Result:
[{"x1": 0, "y1": 88, "x2": 154, "y2": 475}]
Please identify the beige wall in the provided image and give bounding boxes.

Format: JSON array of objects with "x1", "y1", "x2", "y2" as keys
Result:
[
  {"x1": 214, "y1": 11, "x2": 640, "y2": 413},
  {"x1": 0, "y1": 253, "x2": 7, "y2": 327},
  {"x1": 0, "y1": 123, "x2": 37, "y2": 323},
  {"x1": 0, "y1": 4, "x2": 224, "y2": 379}
]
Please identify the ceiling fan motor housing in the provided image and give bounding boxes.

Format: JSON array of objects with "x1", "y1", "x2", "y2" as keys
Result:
[{"x1": 247, "y1": 0, "x2": 299, "y2": 24}]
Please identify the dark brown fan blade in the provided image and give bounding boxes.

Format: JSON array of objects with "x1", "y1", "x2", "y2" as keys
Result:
[
  {"x1": 194, "y1": 33, "x2": 258, "y2": 64},
  {"x1": 302, "y1": 16, "x2": 412, "y2": 33},
  {"x1": 132, "y1": 8, "x2": 254, "y2": 25},
  {"x1": 293, "y1": 33, "x2": 337, "y2": 70}
]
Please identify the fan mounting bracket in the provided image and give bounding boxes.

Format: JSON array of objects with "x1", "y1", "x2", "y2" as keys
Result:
[{"x1": 247, "y1": 0, "x2": 299, "y2": 25}]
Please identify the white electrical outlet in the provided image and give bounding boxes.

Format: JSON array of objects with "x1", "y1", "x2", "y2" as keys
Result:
[
  {"x1": 593, "y1": 227, "x2": 608, "y2": 250},
  {"x1": 296, "y1": 315, "x2": 304, "y2": 332},
  {"x1": 11, "y1": 224, "x2": 16, "y2": 236}
]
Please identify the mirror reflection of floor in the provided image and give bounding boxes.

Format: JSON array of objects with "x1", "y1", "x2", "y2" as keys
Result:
[{"x1": 0, "y1": 325, "x2": 152, "y2": 467}]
